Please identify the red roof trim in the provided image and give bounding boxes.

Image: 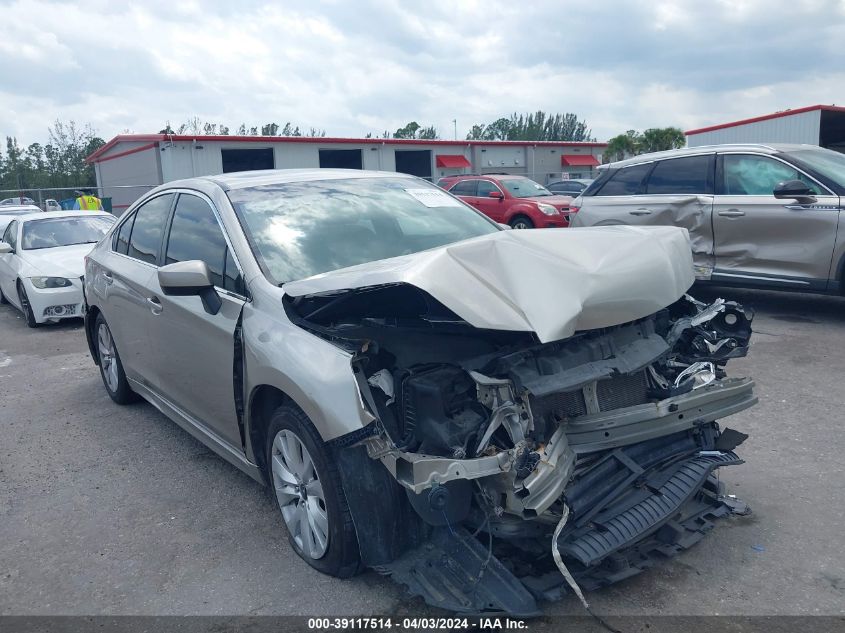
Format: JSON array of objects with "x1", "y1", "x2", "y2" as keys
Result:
[
  {"x1": 561, "y1": 154, "x2": 599, "y2": 167},
  {"x1": 436, "y1": 154, "x2": 471, "y2": 168},
  {"x1": 92, "y1": 142, "x2": 158, "y2": 164},
  {"x1": 87, "y1": 134, "x2": 606, "y2": 162},
  {"x1": 685, "y1": 104, "x2": 845, "y2": 136}
]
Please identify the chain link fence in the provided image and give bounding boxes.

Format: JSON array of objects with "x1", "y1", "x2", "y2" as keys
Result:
[{"x1": 0, "y1": 185, "x2": 158, "y2": 214}]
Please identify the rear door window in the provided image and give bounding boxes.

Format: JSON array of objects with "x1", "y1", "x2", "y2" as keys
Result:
[
  {"x1": 595, "y1": 163, "x2": 652, "y2": 196},
  {"x1": 127, "y1": 194, "x2": 174, "y2": 265},
  {"x1": 114, "y1": 212, "x2": 135, "y2": 255},
  {"x1": 449, "y1": 180, "x2": 478, "y2": 196},
  {"x1": 645, "y1": 155, "x2": 712, "y2": 194}
]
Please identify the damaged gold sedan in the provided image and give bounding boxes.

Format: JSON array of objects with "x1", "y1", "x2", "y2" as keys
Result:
[{"x1": 84, "y1": 170, "x2": 755, "y2": 615}]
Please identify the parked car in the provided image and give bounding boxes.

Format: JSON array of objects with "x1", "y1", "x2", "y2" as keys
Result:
[
  {"x1": 0, "y1": 210, "x2": 115, "y2": 326},
  {"x1": 0, "y1": 205, "x2": 43, "y2": 234},
  {"x1": 570, "y1": 144, "x2": 845, "y2": 294},
  {"x1": 0, "y1": 196, "x2": 37, "y2": 206},
  {"x1": 44, "y1": 199, "x2": 62, "y2": 212},
  {"x1": 82, "y1": 169, "x2": 755, "y2": 614},
  {"x1": 437, "y1": 174, "x2": 573, "y2": 229},
  {"x1": 547, "y1": 179, "x2": 593, "y2": 196}
]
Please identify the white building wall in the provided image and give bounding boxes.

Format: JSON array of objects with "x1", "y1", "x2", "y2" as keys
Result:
[
  {"x1": 687, "y1": 110, "x2": 821, "y2": 147},
  {"x1": 95, "y1": 145, "x2": 160, "y2": 214}
]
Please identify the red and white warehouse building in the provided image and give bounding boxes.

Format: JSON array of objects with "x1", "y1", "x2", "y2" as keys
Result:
[
  {"x1": 686, "y1": 104, "x2": 845, "y2": 151},
  {"x1": 85, "y1": 135, "x2": 606, "y2": 213}
]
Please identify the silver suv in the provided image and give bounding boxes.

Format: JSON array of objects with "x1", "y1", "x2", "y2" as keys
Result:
[
  {"x1": 83, "y1": 169, "x2": 756, "y2": 614},
  {"x1": 571, "y1": 144, "x2": 845, "y2": 294}
]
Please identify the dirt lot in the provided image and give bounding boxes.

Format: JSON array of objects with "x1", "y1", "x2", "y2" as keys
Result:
[{"x1": 1, "y1": 286, "x2": 844, "y2": 619}]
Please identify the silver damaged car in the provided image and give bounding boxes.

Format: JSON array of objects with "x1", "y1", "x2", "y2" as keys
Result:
[{"x1": 83, "y1": 170, "x2": 756, "y2": 615}]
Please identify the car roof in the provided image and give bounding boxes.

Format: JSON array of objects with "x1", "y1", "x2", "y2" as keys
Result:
[
  {"x1": 17, "y1": 210, "x2": 113, "y2": 223},
  {"x1": 165, "y1": 168, "x2": 413, "y2": 192},
  {"x1": 603, "y1": 143, "x2": 821, "y2": 169},
  {"x1": 0, "y1": 205, "x2": 41, "y2": 214}
]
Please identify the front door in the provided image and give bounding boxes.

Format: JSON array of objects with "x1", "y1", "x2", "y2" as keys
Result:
[
  {"x1": 146, "y1": 192, "x2": 246, "y2": 448},
  {"x1": 713, "y1": 153, "x2": 840, "y2": 289},
  {"x1": 0, "y1": 221, "x2": 21, "y2": 306},
  {"x1": 475, "y1": 180, "x2": 507, "y2": 222}
]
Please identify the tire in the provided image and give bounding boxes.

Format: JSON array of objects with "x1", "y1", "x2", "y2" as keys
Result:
[
  {"x1": 17, "y1": 281, "x2": 38, "y2": 328},
  {"x1": 0, "y1": 283, "x2": 7, "y2": 304},
  {"x1": 266, "y1": 403, "x2": 361, "y2": 578},
  {"x1": 509, "y1": 215, "x2": 534, "y2": 230},
  {"x1": 94, "y1": 313, "x2": 139, "y2": 404}
]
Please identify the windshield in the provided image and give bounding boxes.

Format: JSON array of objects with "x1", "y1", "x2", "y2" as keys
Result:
[
  {"x1": 227, "y1": 176, "x2": 499, "y2": 284},
  {"x1": 785, "y1": 148, "x2": 845, "y2": 188},
  {"x1": 499, "y1": 178, "x2": 553, "y2": 198},
  {"x1": 22, "y1": 215, "x2": 115, "y2": 250}
]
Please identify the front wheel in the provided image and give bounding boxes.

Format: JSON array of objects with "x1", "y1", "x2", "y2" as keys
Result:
[
  {"x1": 17, "y1": 282, "x2": 38, "y2": 328},
  {"x1": 509, "y1": 216, "x2": 534, "y2": 230},
  {"x1": 94, "y1": 313, "x2": 139, "y2": 404},
  {"x1": 266, "y1": 404, "x2": 361, "y2": 578}
]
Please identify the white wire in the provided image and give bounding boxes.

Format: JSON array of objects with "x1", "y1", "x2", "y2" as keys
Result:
[{"x1": 551, "y1": 503, "x2": 590, "y2": 610}]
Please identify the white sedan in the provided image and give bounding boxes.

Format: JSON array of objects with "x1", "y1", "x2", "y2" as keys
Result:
[{"x1": 0, "y1": 211, "x2": 115, "y2": 327}]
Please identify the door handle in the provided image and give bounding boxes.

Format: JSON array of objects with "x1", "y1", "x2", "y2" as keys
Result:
[
  {"x1": 147, "y1": 296, "x2": 162, "y2": 315},
  {"x1": 629, "y1": 209, "x2": 652, "y2": 216},
  {"x1": 718, "y1": 209, "x2": 746, "y2": 217},
  {"x1": 101, "y1": 271, "x2": 113, "y2": 284}
]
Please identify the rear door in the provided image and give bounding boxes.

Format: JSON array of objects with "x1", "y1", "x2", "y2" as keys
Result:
[
  {"x1": 145, "y1": 191, "x2": 246, "y2": 448},
  {"x1": 712, "y1": 153, "x2": 839, "y2": 289},
  {"x1": 635, "y1": 154, "x2": 716, "y2": 274},
  {"x1": 98, "y1": 193, "x2": 174, "y2": 387},
  {"x1": 578, "y1": 162, "x2": 654, "y2": 224}
]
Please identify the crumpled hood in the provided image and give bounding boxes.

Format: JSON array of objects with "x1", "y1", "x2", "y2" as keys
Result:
[
  {"x1": 283, "y1": 225, "x2": 695, "y2": 343},
  {"x1": 22, "y1": 243, "x2": 93, "y2": 278}
]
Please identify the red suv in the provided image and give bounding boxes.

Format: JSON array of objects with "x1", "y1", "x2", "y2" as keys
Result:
[{"x1": 437, "y1": 174, "x2": 574, "y2": 229}]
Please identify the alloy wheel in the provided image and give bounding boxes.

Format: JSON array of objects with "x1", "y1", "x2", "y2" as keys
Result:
[
  {"x1": 271, "y1": 429, "x2": 329, "y2": 559},
  {"x1": 97, "y1": 323, "x2": 119, "y2": 393}
]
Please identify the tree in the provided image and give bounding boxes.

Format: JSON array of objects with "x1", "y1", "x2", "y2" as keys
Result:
[
  {"x1": 603, "y1": 127, "x2": 686, "y2": 162},
  {"x1": 466, "y1": 112, "x2": 593, "y2": 141},
  {"x1": 393, "y1": 121, "x2": 421, "y2": 139},
  {"x1": 638, "y1": 127, "x2": 686, "y2": 153},
  {"x1": 605, "y1": 130, "x2": 641, "y2": 162},
  {"x1": 393, "y1": 121, "x2": 438, "y2": 140}
]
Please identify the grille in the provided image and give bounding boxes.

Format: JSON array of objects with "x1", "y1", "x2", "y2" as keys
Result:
[{"x1": 596, "y1": 370, "x2": 649, "y2": 412}]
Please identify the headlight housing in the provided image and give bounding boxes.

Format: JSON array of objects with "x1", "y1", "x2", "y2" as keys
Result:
[
  {"x1": 30, "y1": 276, "x2": 72, "y2": 289},
  {"x1": 537, "y1": 203, "x2": 558, "y2": 216}
]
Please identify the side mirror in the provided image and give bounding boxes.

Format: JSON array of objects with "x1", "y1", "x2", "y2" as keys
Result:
[
  {"x1": 0, "y1": 242, "x2": 11, "y2": 254},
  {"x1": 157, "y1": 260, "x2": 222, "y2": 315},
  {"x1": 488, "y1": 190, "x2": 504, "y2": 199},
  {"x1": 773, "y1": 179, "x2": 816, "y2": 202}
]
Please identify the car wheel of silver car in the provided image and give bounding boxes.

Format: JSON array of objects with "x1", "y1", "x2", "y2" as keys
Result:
[
  {"x1": 266, "y1": 404, "x2": 361, "y2": 578},
  {"x1": 16, "y1": 281, "x2": 38, "y2": 328},
  {"x1": 509, "y1": 216, "x2": 534, "y2": 230},
  {"x1": 0, "y1": 283, "x2": 7, "y2": 304},
  {"x1": 94, "y1": 313, "x2": 139, "y2": 405}
]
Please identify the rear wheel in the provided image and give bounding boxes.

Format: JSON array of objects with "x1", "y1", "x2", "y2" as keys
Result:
[
  {"x1": 17, "y1": 282, "x2": 38, "y2": 328},
  {"x1": 266, "y1": 403, "x2": 361, "y2": 578},
  {"x1": 510, "y1": 215, "x2": 534, "y2": 230},
  {"x1": 95, "y1": 313, "x2": 138, "y2": 404}
]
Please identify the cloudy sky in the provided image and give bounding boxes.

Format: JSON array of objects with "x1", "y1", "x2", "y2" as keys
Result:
[{"x1": 1, "y1": 0, "x2": 844, "y2": 145}]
